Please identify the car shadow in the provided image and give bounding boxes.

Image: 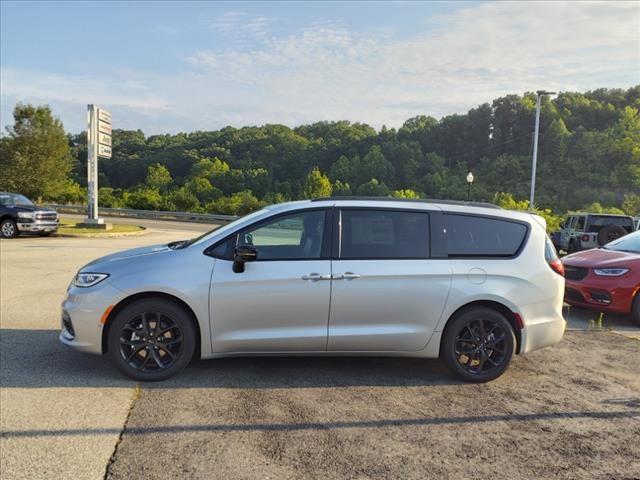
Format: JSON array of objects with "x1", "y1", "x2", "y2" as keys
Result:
[
  {"x1": 0, "y1": 328, "x2": 459, "y2": 389},
  {"x1": 563, "y1": 305, "x2": 639, "y2": 333}
]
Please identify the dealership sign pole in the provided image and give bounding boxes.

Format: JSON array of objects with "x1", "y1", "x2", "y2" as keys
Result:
[{"x1": 84, "y1": 105, "x2": 112, "y2": 227}]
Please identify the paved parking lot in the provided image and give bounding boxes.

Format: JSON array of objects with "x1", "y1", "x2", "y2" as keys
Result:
[{"x1": 1, "y1": 222, "x2": 639, "y2": 479}]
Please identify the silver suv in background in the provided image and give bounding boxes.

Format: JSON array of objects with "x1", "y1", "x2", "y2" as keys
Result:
[
  {"x1": 60, "y1": 198, "x2": 566, "y2": 383},
  {"x1": 554, "y1": 213, "x2": 634, "y2": 254}
]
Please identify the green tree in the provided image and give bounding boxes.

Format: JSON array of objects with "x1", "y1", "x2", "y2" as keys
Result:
[
  {"x1": 145, "y1": 163, "x2": 173, "y2": 191},
  {"x1": 622, "y1": 194, "x2": 640, "y2": 216},
  {"x1": 332, "y1": 180, "x2": 352, "y2": 196},
  {"x1": 392, "y1": 189, "x2": 420, "y2": 199},
  {"x1": 169, "y1": 186, "x2": 201, "y2": 212},
  {"x1": 0, "y1": 104, "x2": 73, "y2": 199},
  {"x1": 302, "y1": 167, "x2": 332, "y2": 199},
  {"x1": 355, "y1": 178, "x2": 391, "y2": 197}
]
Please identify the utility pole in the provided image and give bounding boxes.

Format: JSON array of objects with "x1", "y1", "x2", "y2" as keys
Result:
[{"x1": 529, "y1": 90, "x2": 556, "y2": 210}]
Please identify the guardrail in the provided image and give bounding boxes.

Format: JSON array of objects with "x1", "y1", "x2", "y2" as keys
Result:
[{"x1": 45, "y1": 205, "x2": 239, "y2": 224}]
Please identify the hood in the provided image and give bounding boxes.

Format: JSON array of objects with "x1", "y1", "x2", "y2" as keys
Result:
[
  {"x1": 81, "y1": 243, "x2": 173, "y2": 270},
  {"x1": 562, "y1": 248, "x2": 640, "y2": 267},
  {"x1": 4, "y1": 204, "x2": 55, "y2": 213}
]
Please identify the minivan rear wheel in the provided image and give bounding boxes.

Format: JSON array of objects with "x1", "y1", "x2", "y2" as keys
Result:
[
  {"x1": 108, "y1": 298, "x2": 196, "y2": 381},
  {"x1": 442, "y1": 307, "x2": 516, "y2": 382}
]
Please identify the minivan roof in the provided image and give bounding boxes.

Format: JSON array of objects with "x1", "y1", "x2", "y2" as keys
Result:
[{"x1": 310, "y1": 196, "x2": 501, "y2": 209}]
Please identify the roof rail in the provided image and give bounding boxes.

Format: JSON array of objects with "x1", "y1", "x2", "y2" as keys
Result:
[{"x1": 310, "y1": 196, "x2": 501, "y2": 209}]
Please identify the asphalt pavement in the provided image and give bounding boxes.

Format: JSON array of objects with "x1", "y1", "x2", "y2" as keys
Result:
[
  {"x1": 0, "y1": 224, "x2": 207, "y2": 480},
  {"x1": 1, "y1": 219, "x2": 638, "y2": 479}
]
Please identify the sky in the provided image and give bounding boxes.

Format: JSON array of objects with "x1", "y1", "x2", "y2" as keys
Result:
[{"x1": 1, "y1": 1, "x2": 639, "y2": 135}]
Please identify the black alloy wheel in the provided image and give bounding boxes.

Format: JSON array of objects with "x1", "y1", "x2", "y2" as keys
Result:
[
  {"x1": 119, "y1": 312, "x2": 183, "y2": 372},
  {"x1": 108, "y1": 298, "x2": 196, "y2": 381},
  {"x1": 442, "y1": 307, "x2": 516, "y2": 382}
]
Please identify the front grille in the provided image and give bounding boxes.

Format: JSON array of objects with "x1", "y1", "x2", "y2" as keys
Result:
[
  {"x1": 35, "y1": 212, "x2": 57, "y2": 221},
  {"x1": 564, "y1": 266, "x2": 588, "y2": 281},
  {"x1": 565, "y1": 288, "x2": 585, "y2": 303}
]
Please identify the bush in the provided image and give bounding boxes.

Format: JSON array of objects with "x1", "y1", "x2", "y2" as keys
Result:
[
  {"x1": 206, "y1": 191, "x2": 265, "y2": 216},
  {"x1": 123, "y1": 187, "x2": 165, "y2": 210}
]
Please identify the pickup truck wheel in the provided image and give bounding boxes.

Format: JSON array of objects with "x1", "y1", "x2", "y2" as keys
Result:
[
  {"x1": 1, "y1": 219, "x2": 18, "y2": 238},
  {"x1": 597, "y1": 225, "x2": 626, "y2": 246},
  {"x1": 567, "y1": 241, "x2": 577, "y2": 254}
]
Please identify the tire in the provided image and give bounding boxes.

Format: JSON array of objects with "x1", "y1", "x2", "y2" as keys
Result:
[
  {"x1": 567, "y1": 240, "x2": 577, "y2": 254},
  {"x1": 632, "y1": 294, "x2": 640, "y2": 327},
  {"x1": 0, "y1": 219, "x2": 18, "y2": 238},
  {"x1": 441, "y1": 307, "x2": 516, "y2": 383},
  {"x1": 597, "y1": 225, "x2": 626, "y2": 246},
  {"x1": 108, "y1": 298, "x2": 196, "y2": 381}
]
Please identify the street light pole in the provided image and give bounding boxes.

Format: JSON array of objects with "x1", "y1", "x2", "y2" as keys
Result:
[{"x1": 529, "y1": 90, "x2": 556, "y2": 210}]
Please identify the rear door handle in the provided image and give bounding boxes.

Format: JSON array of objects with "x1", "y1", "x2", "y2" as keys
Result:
[
  {"x1": 333, "y1": 272, "x2": 361, "y2": 280},
  {"x1": 301, "y1": 273, "x2": 331, "y2": 281}
]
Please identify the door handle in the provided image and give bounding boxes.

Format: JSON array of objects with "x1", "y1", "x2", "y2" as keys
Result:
[
  {"x1": 333, "y1": 272, "x2": 361, "y2": 280},
  {"x1": 301, "y1": 273, "x2": 331, "y2": 281}
]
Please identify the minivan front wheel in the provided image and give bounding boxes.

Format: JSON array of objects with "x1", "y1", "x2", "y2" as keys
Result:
[
  {"x1": 108, "y1": 298, "x2": 196, "y2": 381},
  {"x1": 442, "y1": 307, "x2": 516, "y2": 382}
]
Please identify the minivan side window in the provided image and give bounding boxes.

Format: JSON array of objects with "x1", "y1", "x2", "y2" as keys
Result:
[
  {"x1": 236, "y1": 210, "x2": 326, "y2": 261},
  {"x1": 340, "y1": 209, "x2": 430, "y2": 259},
  {"x1": 444, "y1": 214, "x2": 528, "y2": 257}
]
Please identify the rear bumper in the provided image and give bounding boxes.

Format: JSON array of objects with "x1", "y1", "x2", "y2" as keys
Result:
[{"x1": 519, "y1": 297, "x2": 566, "y2": 354}]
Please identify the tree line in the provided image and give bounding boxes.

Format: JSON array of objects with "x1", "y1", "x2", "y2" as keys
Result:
[{"x1": 1, "y1": 87, "x2": 639, "y2": 227}]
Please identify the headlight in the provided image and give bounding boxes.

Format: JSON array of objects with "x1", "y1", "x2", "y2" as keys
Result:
[
  {"x1": 74, "y1": 272, "x2": 109, "y2": 288},
  {"x1": 593, "y1": 268, "x2": 629, "y2": 277},
  {"x1": 18, "y1": 211, "x2": 34, "y2": 219}
]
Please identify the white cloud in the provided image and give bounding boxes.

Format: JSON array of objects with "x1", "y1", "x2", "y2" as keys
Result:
[{"x1": 2, "y1": 1, "x2": 638, "y2": 134}]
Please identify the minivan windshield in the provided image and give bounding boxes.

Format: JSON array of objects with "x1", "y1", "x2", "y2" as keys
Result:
[
  {"x1": 169, "y1": 208, "x2": 270, "y2": 249},
  {"x1": 0, "y1": 193, "x2": 34, "y2": 206},
  {"x1": 603, "y1": 231, "x2": 640, "y2": 253}
]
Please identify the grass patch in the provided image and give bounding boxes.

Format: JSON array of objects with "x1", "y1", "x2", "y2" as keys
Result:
[{"x1": 57, "y1": 217, "x2": 144, "y2": 235}]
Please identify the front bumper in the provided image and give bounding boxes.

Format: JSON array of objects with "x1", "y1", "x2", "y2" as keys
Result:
[
  {"x1": 564, "y1": 275, "x2": 637, "y2": 314},
  {"x1": 59, "y1": 281, "x2": 123, "y2": 355},
  {"x1": 17, "y1": 219, "x2": 58, "y2": 233}
]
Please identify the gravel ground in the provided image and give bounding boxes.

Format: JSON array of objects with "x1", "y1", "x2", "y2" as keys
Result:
[{"x1": 107, "y1": 331, "x2": 640, "y2": 480}]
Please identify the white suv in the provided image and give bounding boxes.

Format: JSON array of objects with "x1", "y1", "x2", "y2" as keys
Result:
[{"x1": 60, "y1": 198, "x2": 566, "y2": 382}]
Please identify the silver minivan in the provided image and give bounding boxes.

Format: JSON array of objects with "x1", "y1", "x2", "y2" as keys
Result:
[{"x1": 60, "y1": 198, "x2": 566, "y2": 382}]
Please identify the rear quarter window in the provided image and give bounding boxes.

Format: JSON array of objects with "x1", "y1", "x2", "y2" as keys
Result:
[{"x1": 444, "y1": 214, "x2": 528, "y2": 257}]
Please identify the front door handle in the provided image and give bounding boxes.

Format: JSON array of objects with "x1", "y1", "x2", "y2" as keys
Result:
[
  {"x1": 333, "y1": 272, "x2": 361, "y2": 280},
  {"x1": 301, "y1": 273, "x2": 331, "y2": 281}
]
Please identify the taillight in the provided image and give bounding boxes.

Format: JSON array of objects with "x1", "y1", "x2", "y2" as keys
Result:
[
  {"x1": 581, "y1": 234, "x2": 589, "y2": 242},
  {"x1": 545, "y1": 236, "x2": 564, "y2": 276},
  {"x1": 549, "y1": 259, "x2": 565, "y2": 276}
]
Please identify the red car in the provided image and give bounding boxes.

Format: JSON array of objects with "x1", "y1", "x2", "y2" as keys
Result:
[{"x1": 562, "y1": 230, "x2": 640, "y2": 325}]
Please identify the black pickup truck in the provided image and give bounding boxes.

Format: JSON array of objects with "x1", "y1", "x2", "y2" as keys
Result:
[{"x1": 0, "y1": 192, "x2": 59, "y2": 238}]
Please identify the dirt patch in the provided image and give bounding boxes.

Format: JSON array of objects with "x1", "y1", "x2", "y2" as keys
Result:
[{"x1": 106, "y1": 331, "x2": 640, "y2": 480}]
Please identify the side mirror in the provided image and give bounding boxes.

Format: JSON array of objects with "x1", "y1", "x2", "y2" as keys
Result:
[{"x1": 233, "y1": 244, "x2": 257, "y2": 273}]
